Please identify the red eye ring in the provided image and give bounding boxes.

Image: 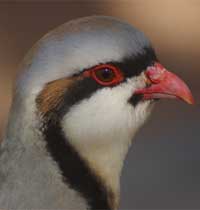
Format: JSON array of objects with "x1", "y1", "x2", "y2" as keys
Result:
[{"x1": 83, "y1": 64, "x2": 124, "y2": 86}]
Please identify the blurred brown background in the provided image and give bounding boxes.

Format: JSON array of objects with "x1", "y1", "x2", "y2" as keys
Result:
[{"x1": 0, "y1": 0, "x2": 200, "y2": 209}]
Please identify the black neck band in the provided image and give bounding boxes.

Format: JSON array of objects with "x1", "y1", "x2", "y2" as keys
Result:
[{"x1": 43, "y1": 120, "x2": 111, "y2": 210}]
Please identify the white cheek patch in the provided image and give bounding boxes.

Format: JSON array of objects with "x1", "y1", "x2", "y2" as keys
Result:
[{"x1": 61, "y1": 74, "x2": 150, "y2": 149}]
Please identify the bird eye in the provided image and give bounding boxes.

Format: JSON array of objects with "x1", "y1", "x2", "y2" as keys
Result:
[
  {"x1": 95, "y1": 68, "x2": 115, "y2": 82},
  {"x1": 86, "y1": 64, "x2": 124, "y2": 86}
]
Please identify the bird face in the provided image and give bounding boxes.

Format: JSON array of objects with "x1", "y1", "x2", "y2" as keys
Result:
[{"x1": 12, "y1": 16, "x2": 194, "y2": 209}]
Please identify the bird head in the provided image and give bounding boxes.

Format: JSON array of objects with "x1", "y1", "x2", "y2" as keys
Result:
[{"x1": 7, "y1": 16, "x2": 194, "y2": 209}]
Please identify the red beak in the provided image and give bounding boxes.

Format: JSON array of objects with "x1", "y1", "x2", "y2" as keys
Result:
[{"x1": 135, "y1": 62, "x2": 195, "y2": 104}]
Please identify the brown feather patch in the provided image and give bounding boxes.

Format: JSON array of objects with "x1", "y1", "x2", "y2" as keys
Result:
[{"x1": 36, "y1": 76, "x2": 81, "y2": 116}]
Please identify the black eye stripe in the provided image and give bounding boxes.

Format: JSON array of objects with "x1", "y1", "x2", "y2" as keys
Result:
[
  {"x1": 72, "y1": 47, "x2": 157, "y2": 79},
  {"x1": 110, "y1": 47, "x2": 157, "y2": 78}
]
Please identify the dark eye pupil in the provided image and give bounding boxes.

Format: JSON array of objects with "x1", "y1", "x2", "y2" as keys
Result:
[
  {"x1": 101, "y1": 68, "x2": 113, "y2": 79},
  {"x1": 95, "y1": 68, "x2": 115, "y2": 82}
]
